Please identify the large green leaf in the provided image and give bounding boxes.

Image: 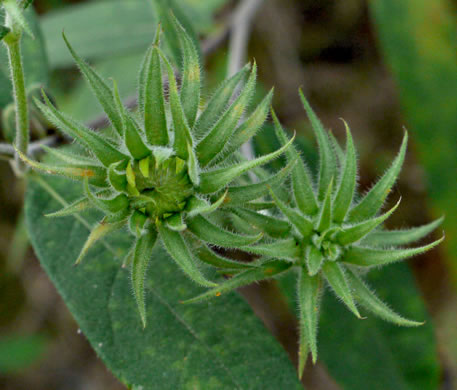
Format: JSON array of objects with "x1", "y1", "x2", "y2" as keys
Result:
[
  {"x1": 0, "y1": 7, "x2": 49, "y2": 107},
  {"x1": 41, "y1": 0, "x2": 228, "y2": 69},
  {"x1": 279, "y1": 264, "x2": 439, "y2": 390},
  {"x1": 25, "y1": 174, "x2": 302, "y2": 390},
  {"x1": 41, "y1": 0, "x2": 158, "y2": 68},
  {"x1": 369, "y1": 0, "x2": 457, "y2": 281}
]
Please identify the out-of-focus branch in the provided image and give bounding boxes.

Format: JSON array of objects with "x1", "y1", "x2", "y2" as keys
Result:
[{"x1": 227, "y1": 0, "x2": 265, "y2": 162}]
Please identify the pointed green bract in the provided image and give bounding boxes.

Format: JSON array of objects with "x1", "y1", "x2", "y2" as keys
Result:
[
  {"x1": 186, "y1": 191, "x2": 226, "y2": 217},
  {"x1": 298, "y1": 268, "x2": 321, "y2": 376},
  {"x1": 113, "y1": 80, "x2": 150, "y2": 160},
  {"x1": 346, "y1": 269, "x2": 423, "y2": 326},
  {"x1": 307, "y1": 246, "x2": 324, "y2": 276},
  {"x1": 164, "y1": 213, "x2": 186, "y2": 232},
  {"x1": 157, "y1": 223, "x2": 216, "y2": 287},
  {"x1": 157, "y1": 49, "x2": 192, "y2": 159},
  {"x1": 108, "y1": 163, "x2": 128, "y2": 192},
  {"x1": 217, "y1": 88, "x2": 274, "y2": 164},
  {"x1": 198, "y1": 134, "x2": 295, "y2": 194},
  {"x1": 131, "y1": 230, "x2": 158, "y2": 328},
  {"x1": 299, "y1": 90, "x2": 336, "y2": 201},
  {"x1": 272, "y1": 109, "x2": 317, "y2": 215},
  {"x1": 193, "y1": 64, "x2": 250, "y2": 138},
  {"x1": 196, "y1": 63, "x2": 257, "y2": 166},
  {"x1": 16, "y1": 148, "x2": 108, "y2": 186},
  {"x1": 35, "y1": 95, "x2": 127, "y2": 167},
  {"x1": 361, "y1": 217, "x2": 444, "y2": 247},
  {"x1": 241, "y1": 238, "x2": 300, "y2": 260},
  {"x1": 187, "y1": 215, "x2": 262, "y2": 248},
  {"x1": 41, "y1": 145, "x2": 98, "y2": 166},
  {"x1": 75, "y1": 218, "x2": 126, "y2": 265},
  {"x1": 196, "y1": 244, "x2": 256, "y2": 270},
  {"x1": 335, "y1": 198, "x2": 401, "y2": 245},
  {"x1": 183, "y1": 261, "x2": 292, "y2": 304},
  {"x1": 348, "y1": 132, "x2": 408, "y2": 222},
  {"x1": 45, "y1": 196, "x2": 92, "y2": 218},
  {"x1": 143, "y1": 46, "x2": 169, "y2": 146},
  {"x1": 316, "y1": 178, "x2": 333, "y2": 233},
  {"x1": 342, "y1": 236, "x2": 444, "y2": 267},
  {"x1": 231, "y1": 208, "x2": 291, "y2": 238},
  {"x1": 328, "y1": 131, "x2": 345, "y2": 169},
  {"x1": 333, "y1": 122, "x2": 357, "y2": 222},
  {"x1": 172, "y1": 14, "x2": 200, "y2": 128},
  {"x1": 186, "y1": 142, "x2": 200, "y2": 186},
  {"x1": 84, "y1": 179, "x2": 128, "y2": 214},
  {"x1": 269, "y1": 189, "x2": 313, "y2": 237},
  {"x1": 322, "y1": 261, "x2": 361, "y2": 318},
  {"x1": 62, "y1": 32, "x2": 122, "y2": 135},
  {"x1": 223, "y1": 160, "x2": 295, "y2": 206}
]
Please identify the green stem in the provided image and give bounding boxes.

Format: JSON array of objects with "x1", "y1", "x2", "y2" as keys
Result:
[{"x1": 4, "y1": 28, "x2": 29, "y2": 173}]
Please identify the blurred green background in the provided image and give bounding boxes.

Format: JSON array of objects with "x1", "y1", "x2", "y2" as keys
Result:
[{"x1": 0, "y1": 0, "x2": 455, "y2": 389}]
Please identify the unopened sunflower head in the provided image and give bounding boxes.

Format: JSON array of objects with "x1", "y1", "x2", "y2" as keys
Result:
[
  {"x1": 19, "y1": 17, "x2": 294, "y2": 328},
  {"x1": 184, "y1": 89, "x2": 444, "y2": 377}
]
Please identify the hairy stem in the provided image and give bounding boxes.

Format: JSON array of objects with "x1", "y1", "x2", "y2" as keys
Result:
[{"x1": 4, "y1": 25, "x2": 29, "y2": 173}]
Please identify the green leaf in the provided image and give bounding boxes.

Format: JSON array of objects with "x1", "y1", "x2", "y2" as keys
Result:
[
  {"x1": 342, "y1": 236, "x2": 444, "y2": 267},
  {"x1": 35, "y1": 94, "x2": 128, "y2": 167},
  {"x1": 348, "y1": 132, "x2": 408, "y2": 223},
  {"x1": 335, "y1": 198, "x2": 401, "y2": 246},
  {"x1": 196, "y1": 63, "x2": 257, "y2": 166},
  {"x1": 230, "y1": 208, "x2": 291, "y2": 238},
  {"x1": 171, "y1": 14, "x2": 200, "y2": 128},
  {"x1": 322, "y1": 262, "x2": 361, "y2": 318},
  {"x1": 346, "y1": 269, "x2": 422, "y2": 327},
  {"x1": 333, "y1": 121, "x2": 357, "y2": 222},
  {"x1": 41, "y1": 0, "x2": 157, "y2": 68},
  {"x1": 131, "y1": 230, "x2": 158, "y2": 328},
  {"x1": 198, "y1": 133, "x2": 295, "y2": 194},
  {"x1": 298, "y1": 269, "x2": 321, "y2": 375},
  {"x1": 26, "y1": 175, "x2": 302, "y2": 389},
  {"x1": 84, "y1": 179, "x2": 128, "y2": 214},
  {"x1": 143, "y1": 46, "x2": 169, "y2": 146},
  {"x1": 193, "y1": 64, "x2": 249, "y2": 138},
  {"x1": 157, "y1": 223, "x2": 215, "y2": 287},
  {"x1": 299, "y1": 90, "x2": 336, "y2": 201},
  {"x1": 158, "y1": 48, "x2": 192, "y2": 159},
  {"x1": 272, "y1": 109, "x2": 318, "y2": 216},
  {"x1": 187, "y1": 214, "x2": 262, "y2": 248},
  {"x1": 361, "y1": 217, "x2": 444, "y2": 247},
  {"x1": 62, "y1": 32, "x2": 123, "y2": 135},
  {"x1": 0, "y1": 7, "x2": 48, "y2": 108}
]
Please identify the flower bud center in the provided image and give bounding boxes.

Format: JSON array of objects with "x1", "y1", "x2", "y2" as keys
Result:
[{"x1": 127, "y1": 153, "x2": 193, "y2": 219}]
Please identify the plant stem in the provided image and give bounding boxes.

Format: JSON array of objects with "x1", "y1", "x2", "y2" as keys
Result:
[{"x1": 4, "y1": 25, "x2": 29, "y2": 173}]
